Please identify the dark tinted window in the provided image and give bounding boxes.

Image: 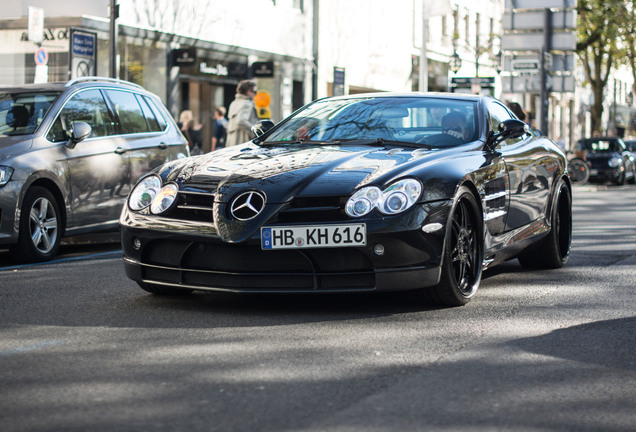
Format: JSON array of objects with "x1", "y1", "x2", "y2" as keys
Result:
[
  {"x1": 136, "y1": 94, "x2": 160, "y2": 132},
  {"x1": 142, "y1": 95, "x2": 167, "y2": 130},
  {"x1": 104, "y1": 89, "x2": 148, "y2": 134},
  {"x1": 46, "y1": 89, "x2": 114, "y2": 142}
]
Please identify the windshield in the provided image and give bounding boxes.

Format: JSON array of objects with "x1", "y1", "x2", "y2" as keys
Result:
[
  {"x1": 0, "y1": 91, "x2": 60, "y2": 136},
  {"x1": 264, "y1": 96, "x2": 479, "y2": 147},
  {"x1": 579, "y1": 139, "x2": 624, "y2": 153}
]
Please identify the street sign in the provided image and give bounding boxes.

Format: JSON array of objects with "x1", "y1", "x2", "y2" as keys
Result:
[
  {"x1": 504, "y1": 0, "x2": 576, "y2": 8},
  {"x1": 502, "y1": 74, "x2": 574, "y2": 93},
  {"x1": 28, "y1": 6, "x2": 44, "y2": 44},
  {"x1": 501, "y1": 32, "x2": 576, "y2": 51},
  {"x1": 510, "y1": 58, "x2": 540, "y2": 72},
  {"x1": 69, "y1": 28, "x2": 97, "y2": 79},
  {"x1": 34, "y1": 47, "x2": 49, "y2": 66},
  {"x1": 503, "y1": 10, "x2": 577, "y2": 31}
]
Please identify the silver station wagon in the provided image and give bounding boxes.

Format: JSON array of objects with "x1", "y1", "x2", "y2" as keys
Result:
[{"x1": 0, "y1": 77, "x2": 189, "y2": 262}]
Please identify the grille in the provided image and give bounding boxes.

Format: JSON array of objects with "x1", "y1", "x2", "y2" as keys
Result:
[{"x1": 138, "y1": 238, "x2": 376, "y2": 292}]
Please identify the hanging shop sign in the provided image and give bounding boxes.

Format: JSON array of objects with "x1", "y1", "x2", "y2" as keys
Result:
[
  {"x1": 251, "y1": 61, "x2": 274, "y2": 78},
  {"x1": 171, "y1": 48, "x2": 196, "y2": 67}
]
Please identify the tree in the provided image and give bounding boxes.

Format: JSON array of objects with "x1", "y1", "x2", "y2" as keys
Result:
[
  {"x1": 617, "y1": 1, "x2": 636, "y2": 101},
  {"x1": 576, "y1": 0, "x2": 624, "y2": 134}
]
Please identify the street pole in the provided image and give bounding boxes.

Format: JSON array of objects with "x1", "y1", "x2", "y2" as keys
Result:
[
  {"x1": 419, "y1": 5, "x2": 428, "y2": 92},
  {"x1": 109, "y1": 0, "x2": 119, "y2": 79},
  {"x1": 312, "y1": 0, "x2": 319, "y2": 100},
  {"x1": 540, "y1": 8, "x2": 552, "y2": 135}
]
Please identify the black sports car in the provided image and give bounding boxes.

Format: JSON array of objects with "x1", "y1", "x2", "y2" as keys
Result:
[
  {"x1": 574, "y1": 137, "x2": 636, "y2": 185},
  {"x1": 120, "y1": 93, "x2": 572, "y2": 307}
]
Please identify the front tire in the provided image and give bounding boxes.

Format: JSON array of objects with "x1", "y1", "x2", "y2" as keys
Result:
[
  {"x1": 423, "y1": 187, "x2": 483, "y2": 307},
  {"x1": 12, "y1": 186, "x2": 62, "y2": 262},
  {"x1": 519, "y1": 181, "x2": 572, "y2": 269}
]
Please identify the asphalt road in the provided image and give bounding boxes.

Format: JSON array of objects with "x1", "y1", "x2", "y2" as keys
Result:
[{"x1": 0, "y1": 185, "x2": 635, "y2": 432}]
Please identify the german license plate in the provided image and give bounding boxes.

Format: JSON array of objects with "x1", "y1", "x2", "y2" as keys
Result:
[{"x1": 261, "y1": 224, "x2": 366, "y2": 250}]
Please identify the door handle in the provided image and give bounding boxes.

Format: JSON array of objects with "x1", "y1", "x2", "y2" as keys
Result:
[
  {"x1": 114, "y1": 147, "x2": 127, "y2": 155},
  {"x1": 159, "y1": 142, "x2": 168, "y2": 150}
]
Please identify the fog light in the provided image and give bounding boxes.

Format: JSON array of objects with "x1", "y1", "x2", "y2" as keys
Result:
[
  {"x1": 422, "y1": 222, "x2": 443, "y2": 233},
  {"x1": 133, "y1": 237, "x2": 142, "y2": 250},
  {"x1": 373, "y1": 244, "x2": 385, "y2": 256}
]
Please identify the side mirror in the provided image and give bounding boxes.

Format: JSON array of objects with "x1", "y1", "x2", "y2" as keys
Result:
[
  {"x1": 492, "y1": 119, "x2": 529, "y2": 144},
  {"x1": 251, "y1": 120, "x2": 275, "y2": 138},
  {"x1": 65, "y1": 121, "x2": 92, "y2": 149}
]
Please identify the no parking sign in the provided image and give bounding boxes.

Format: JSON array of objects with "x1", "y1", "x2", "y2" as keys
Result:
[{"x1": 34, "y1": 47, "x2": 49, "y2": 66}]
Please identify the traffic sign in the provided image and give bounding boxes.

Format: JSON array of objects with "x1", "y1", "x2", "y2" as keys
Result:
[{"x1": 34, "y1": 47, "x2": 49, "y2": 66}]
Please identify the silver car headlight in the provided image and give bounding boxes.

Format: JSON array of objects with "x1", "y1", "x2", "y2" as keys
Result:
[
  {"x1": 128, "y1": 175, "x2": 162, "y2": 211},
  {"x1": 0, "y1": 166, "x2": 14, "y2": 187},
  {"x1": 608, "y1": 157, "x2": 622, "y2": 168},
  {"x1": 346, "y1": 179, "x2": 422, "y2": 217}
]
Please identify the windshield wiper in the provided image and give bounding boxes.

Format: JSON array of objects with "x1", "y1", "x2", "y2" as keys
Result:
[{"x1": 337, "y1": 138, "x2": 431, "y2": 149}]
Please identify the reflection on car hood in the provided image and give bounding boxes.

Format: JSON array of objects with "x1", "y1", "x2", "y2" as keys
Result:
[{"x1": 159, "y1": 142, "x2": 447, "y2": 202}]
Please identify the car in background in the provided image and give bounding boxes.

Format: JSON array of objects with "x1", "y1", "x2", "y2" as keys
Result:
[
  {"x1": 120, "y1": 92, "x2": 572, "y2": 307},
  {"x1": 573, "y1": 137, "x2": 636, "y2": 185},
  {"x1": 0, "y1": 77, "x2": 189, "y2": 262},
  {"x1": 624, "y1": 139, "x2": 636, "y2": 153}
]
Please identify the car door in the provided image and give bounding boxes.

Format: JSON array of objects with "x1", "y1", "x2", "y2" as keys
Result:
[
  {"x1": 102, "y1": 89, "x2": 187, "y2": 186},
  {"x1": 47, "y1": 88, "x2": 130, "y2": 230},
  {"x1": 487, "y1": 101, "x2": 552, "y2": 232}
]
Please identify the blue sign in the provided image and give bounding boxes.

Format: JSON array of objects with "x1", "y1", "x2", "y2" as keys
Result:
[{"x1": 72, "y1": 33, "x2": 95, "y2": 57}]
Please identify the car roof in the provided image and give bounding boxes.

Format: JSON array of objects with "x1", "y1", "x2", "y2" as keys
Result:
[
  {"x1": 0, "y1": 76, "x2": 145, "y2": 94},
  {"x1": 317, "y1": 91, "x2": 490, "y2": 103}
]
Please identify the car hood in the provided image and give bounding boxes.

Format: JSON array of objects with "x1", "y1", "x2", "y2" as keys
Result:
[
  {"x1": 159, "y1": 142, "x2": 454, "y2": 203},
  {"x1": 0, "y1": 135, "x2": 34, "y2": 161}
]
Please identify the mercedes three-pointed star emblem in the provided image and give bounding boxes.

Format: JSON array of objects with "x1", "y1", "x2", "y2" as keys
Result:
[{"x1": 230, "y1": 191, "x2": 266, "y2": 220}]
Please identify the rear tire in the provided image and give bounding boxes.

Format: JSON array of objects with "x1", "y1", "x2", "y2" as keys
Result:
[
  {"x1": 137, "y1": 282, "x2": 194, "y2": 296},
  {"x1": 518, "y1": 181, "x2": 572, "y2": 269},
  {"x1": 423, "y1": 187, "x2": 483, "y2": 307},
  {"x1": 12, "y1": 186, "x2": 62, "y2": 262}
]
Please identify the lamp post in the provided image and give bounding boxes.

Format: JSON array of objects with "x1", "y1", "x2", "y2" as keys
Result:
[{"x1": 450, "y1": 51, "x2": 462, "y2": 74}]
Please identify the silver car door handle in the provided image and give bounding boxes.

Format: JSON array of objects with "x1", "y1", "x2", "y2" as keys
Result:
[{"x1": 114, "y1": 147, "x2": 127, "y2": 155}]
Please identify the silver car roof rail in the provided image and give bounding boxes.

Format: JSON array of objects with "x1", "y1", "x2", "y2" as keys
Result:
[{"x1": 65, "y1": 76, "x2": 144, "y2": 89}]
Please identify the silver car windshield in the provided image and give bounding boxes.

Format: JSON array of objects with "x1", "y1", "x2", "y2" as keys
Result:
[
  {"x1": 0, "y1": 92, "x2": 60, "y2": 136},
  {"x1": 264, "y1": 96, "x2": 479, "y2": 147}
]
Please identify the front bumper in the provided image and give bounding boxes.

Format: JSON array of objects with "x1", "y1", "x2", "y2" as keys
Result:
[{"x1": 120, "y1": 201, "x2": 450, "y2": 294}]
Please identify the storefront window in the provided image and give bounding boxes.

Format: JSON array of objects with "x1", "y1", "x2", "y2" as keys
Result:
[{"x1": 120, "y1": 36, "x2": 167, "y2": 103}]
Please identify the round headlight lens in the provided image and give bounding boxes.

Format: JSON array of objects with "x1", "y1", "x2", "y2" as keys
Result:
[
  {"x1": 608, "y1": 157, "x2": 622, "y2": 168},
  {"x1": 129, "y1": 175, "x2": 162, "y2": 211},
  {"x1": 346, "y1": 186, "x2": 382, "y2": 217},
  {"x1": 378, "y1": 179, "x2": 422, "y2": 215},
  {"x1": 346, "y1": 179, "x2": 422, "y2": 217},
  {"x1": 150, "y1": 183, "x2": 179, "y2": 214}
]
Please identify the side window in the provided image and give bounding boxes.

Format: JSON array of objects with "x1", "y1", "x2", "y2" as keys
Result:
[
  {"x1": 142, "y1": 95, "x2": 167, "y2": 131},
  {"x1": 46, "y1": 89, "x2": 114, "y2": 142},
  {"x1": 136, "y1": 94, "x2": 160, "y2": 132},
  {"x1": 488, "y1": 102, "x2": 522, "y2": 146},
  {"x1": 104, "y1": 89, "x2": 149, "y2": 134}
]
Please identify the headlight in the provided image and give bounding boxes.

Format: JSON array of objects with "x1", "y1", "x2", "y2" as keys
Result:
[
  {"x1": 128, "y1": 175, "x2": 162, "y2": 211},
  {"x1": 150, "y1": 183, "x2": 178, "y2": 214},
  {"x1": 346, "y1": 179, "x2": 422, "y2": 217},
  {"x1": 0, "y1": 166, "x2": 14, "y2": 187},
  {"x1": 608, "y1": 157, "x2": 622, "y2": 168}
]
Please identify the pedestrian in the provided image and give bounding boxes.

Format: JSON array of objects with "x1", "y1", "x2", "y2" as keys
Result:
[
  {"x1": 506, "y1": 101, "x2": 527, "y2": 122},
  {"x1": 226, "y1": 80, "x2": 259, "y2": 147},
  {"x1": 211, "y1": 106, "x2": 228, "y2": 151},
  {"x1": 179, "y1": 110, "x2": 202, "y2": 155}
]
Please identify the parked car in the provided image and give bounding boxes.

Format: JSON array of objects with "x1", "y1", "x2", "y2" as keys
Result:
[
  {"x1": 120, "y1": 92, "x2": 572, "y2": 307},
  {"x1": 573, "y1": 137, "x2": 636, "y2": 185},
  {"x1": 624, "y1": 139, "x2": 636, "y2": 153},
  {"x1": 0, "y1": 77, "x2": 189, "y2": 262}
]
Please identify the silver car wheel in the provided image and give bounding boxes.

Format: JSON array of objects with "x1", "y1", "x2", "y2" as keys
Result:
[{"x1": 28, "y1": 196, "x2": 59, "y2": 254}]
